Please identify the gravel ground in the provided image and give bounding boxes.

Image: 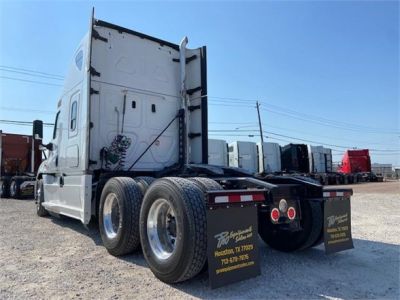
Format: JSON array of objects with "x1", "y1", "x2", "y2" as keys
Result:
[{"x1": 0, "y1": 181, "x2": 399, "y2": 299}]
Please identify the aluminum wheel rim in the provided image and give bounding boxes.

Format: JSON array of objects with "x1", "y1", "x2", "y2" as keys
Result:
[
  {"x1": 36, "y1": 185, "x2": 42, "y2": 210},
  {"x1": 103, "y1": 193, "x2": 121, "y2": 239},
  {"x1": 147, "y1": 198, "x2": 178, "y2": 260}
]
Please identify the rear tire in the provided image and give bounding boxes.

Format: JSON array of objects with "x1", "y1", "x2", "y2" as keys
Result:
[
  {"x1": 135, "y1": 176, "x2": 155, "y2": 195},
  {"x1": 36, "y1": 179, "x2": 48, "y2": 217},
  {"x1": 188, "y1": 177, "x2": 222, "y2": 193},
  {"x1": 139, "y1": 177, "x2": 207, "y2": 283},
  {"x1": 259, "y1": 200, "x2": 323, "y2": 252},
  {"x1": 99, "y1": 177, "x2": 143, "y2": 256},
  {"x1": 0, "y1": 179, "x2": 10, "y2": 198},
  {"x1": 9, "y1": 178, "x2": 21, "y2": 199}
]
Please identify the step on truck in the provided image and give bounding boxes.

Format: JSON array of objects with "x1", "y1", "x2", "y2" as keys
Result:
[
  {"x1": 35, "y1": 13, "x2": 354, "y2": 286},
  {"x1": 0, "y1": 121, "x2": 43, "y2": 198}
]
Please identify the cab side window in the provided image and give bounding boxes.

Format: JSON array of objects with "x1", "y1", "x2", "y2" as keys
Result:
[
  {"x1": 70, "y1": 101, "x2": 77, "y2": 130},
  {"x1": 53, "y1": 111, "x2": 60, "y2": 139},
  {"x1": 69, "y1": 92, "x2": 80, "y2": 137}
]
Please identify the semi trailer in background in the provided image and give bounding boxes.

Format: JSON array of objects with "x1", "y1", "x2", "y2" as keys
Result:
[
  {"x1": 281, "y1": 144, "x2": 310, "y2": 173},
  {"x1": 34, "y1": 14, "x2": 353, "y2": 286},
  {"x1": 228, "y1": 141, "x2": 258, "y2": 173},
  {"x1": 257, "y1": 142, "x2": 281, "y2": 173},
  {"x1": 0, "y1": 120, "x2": 43, "y2": 198},
  {"x1": 208, "y1": 139, "x2": 228, "y2": 166}
]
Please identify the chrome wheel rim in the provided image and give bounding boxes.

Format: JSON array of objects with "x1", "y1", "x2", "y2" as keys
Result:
[
  {"x1": 147, "y1": 198, "x2": 178, "y2": 260},
  {"x1": 36, "y1": 184, "x2": 42, "y2": 210},
  {"x1": 103, "y1": 193, "x2": 121, "y2": 239}
]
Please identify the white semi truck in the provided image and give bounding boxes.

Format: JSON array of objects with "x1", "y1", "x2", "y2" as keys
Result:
[{"x1": 35, "y1": 14, "x2": 353, "y2": 284}]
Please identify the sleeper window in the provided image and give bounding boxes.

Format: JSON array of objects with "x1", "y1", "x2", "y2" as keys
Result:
[{"x1": 70, "y1": 101, "x2": 77, "y2": 131}]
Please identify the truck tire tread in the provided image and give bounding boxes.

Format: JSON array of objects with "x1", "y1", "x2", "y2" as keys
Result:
[
  {"x1": 99, "y1": 177, "x2": 143, "y2": 256},
  {"x1": 140, "y1": 177, "x2": 207, "y2": 283}
]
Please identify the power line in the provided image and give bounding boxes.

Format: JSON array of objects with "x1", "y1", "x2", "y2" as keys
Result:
[
  {"x1": 227, "y1": 122, "x2": 398, "y2": 146},
  {"x1": 0, "y1": 65, "x2": 397, "y2": 134},
  {"x1": 208, "y1": 97, "x2": 399, "y2": 134},
  {"x1": 0, "y1": 68, "x2": 64, "y2": 81},
  {"x1": 208, "y1": 129, "x2": 400, "y2": 152},
  {"x1": 0, "y1": 119, "x2": 54, "y2": 127},
  {"x1": 0, "y1": 65, "x2": 64, "y2": 79},
  {"x1": 0, "y1": 75, "x2": 63, "y2": 87},
  {"x1": 1, "y1": 107, "x2": 55, "y2": 115}
]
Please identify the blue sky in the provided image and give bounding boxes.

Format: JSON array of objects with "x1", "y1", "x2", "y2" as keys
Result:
[{"x1": 0, "y1": 1, "x2": 399, "y2": 165}]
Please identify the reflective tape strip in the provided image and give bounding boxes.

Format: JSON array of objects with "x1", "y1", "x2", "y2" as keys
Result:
[
  {"x1": 213, "y1": 194, "x2": 265, "y2": 203},
  {"x1": 215, "y1": 196, "x2": 229, "y2": 203},
  {"x1": 323, "y1": 191, "x2": 350, "y2": 198},
  {"x1": 240, "y1": 195, "x2": 253, "y2": 202}
]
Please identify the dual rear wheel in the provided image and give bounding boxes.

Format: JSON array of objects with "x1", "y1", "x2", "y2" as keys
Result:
[{"x1": 98, "y1": 176, "x2": 216, "y2": 283}]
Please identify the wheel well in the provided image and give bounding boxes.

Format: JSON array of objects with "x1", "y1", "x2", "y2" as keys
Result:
[{"x1": 93, "y1": 178, "x2": 108, "y2": 219}]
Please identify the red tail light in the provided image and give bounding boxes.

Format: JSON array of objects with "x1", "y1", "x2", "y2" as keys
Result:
[
  {"x1": 270, "y1": 208, "x2": 280, "y2": 222},
  {"x1": 287, "y1": 207, "x2": 296, "y2": 220}
]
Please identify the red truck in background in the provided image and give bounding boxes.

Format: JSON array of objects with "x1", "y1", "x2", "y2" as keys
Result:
[
  {"x1": 0, "y1": 120, "x2": 43, "y2": 198},
  {"x1": 337, "y1": 149, "x2": 382, "y2": 183},
  {"x1": 338, "y1": 149, "x2": 371, "y2": 174}
]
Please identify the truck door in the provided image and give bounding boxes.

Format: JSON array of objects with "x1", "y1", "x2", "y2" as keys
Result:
[
  {"x1": 58, "y1": 90, "x2": 85, "y2": 216},
  {"x1": 43, "y1": 111, "x2": 62, "y2": 203}
]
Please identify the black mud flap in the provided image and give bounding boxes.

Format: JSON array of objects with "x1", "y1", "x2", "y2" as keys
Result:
[
  {"x1": 206, "y1": 205, "x2": 261, "y2": 289},
  {"x1": 324, "y1": 197, "x2": 354, "y2": 254}
]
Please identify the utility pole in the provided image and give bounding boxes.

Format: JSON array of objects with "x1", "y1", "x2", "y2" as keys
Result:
[{"x1": 256, "y1": 101, "x2": 265, "y2": 174}]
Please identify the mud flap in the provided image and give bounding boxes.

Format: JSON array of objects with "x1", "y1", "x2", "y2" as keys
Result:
[
  {"x1": 206, "y1": 205, "x2": 261, "y2": 289},
  {"x1": 324, "y1": 197, "x2": 354, "y2": 254}
]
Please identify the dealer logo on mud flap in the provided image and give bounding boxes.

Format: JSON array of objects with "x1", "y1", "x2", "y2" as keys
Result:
[
  {"x1": 324, "y1": 197, "x2": 354, "y2": 254},
  {"x1": 206, "y1": 206, "x2": 260, "y2": 289}
]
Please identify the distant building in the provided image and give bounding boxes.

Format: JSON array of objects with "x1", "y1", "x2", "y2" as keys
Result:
[
  {"x1": 371, "y1": 163, "x2": 393, "y2": 178},
  {"x1": 393, "y1": 167, "x2": 400, "y2": 179}
]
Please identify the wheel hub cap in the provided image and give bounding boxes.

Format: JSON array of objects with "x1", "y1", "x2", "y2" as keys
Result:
[
  {"x1": 147, "y1": 198, "x2": 178, "y2": 260},
  {"x1": 103, "y1": 193, "x2": 121, "y2": 239}
]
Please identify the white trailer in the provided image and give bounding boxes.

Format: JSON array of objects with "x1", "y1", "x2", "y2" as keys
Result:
[
  {"x1": 208, "y1": 139, "x2": 228, "y2": 166},
  {"x1": 228, "y1": 141, "x2": 258, "y2": 174},
  {"x1": 308, "y1": 145, "x2": 326, "y2": 173},
  {"x1": 257, "y1": 142, "x2": 281, "y2": 173},
  {"x1": 323, "y1": 147, "x2": 333, "y2": 172}
]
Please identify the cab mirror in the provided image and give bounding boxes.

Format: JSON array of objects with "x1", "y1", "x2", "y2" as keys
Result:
[{"x1": 41, "y1": 143, "x2": 54, "y2": 151}]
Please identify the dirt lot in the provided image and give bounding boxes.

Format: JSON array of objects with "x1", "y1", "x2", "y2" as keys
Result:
[{"x1": 0, "y1": 181, "x2": 399, "y2": 299}]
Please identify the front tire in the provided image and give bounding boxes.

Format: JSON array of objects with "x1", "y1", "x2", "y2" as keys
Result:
[
  {"x1": 99, "y1": 177, "x2": 143, "y2": 256},
  {"x1": 36, "y1": 179, "x2": 48, "y2": 217},
  {"x1": 139, "y1": 177, "x2": 207, "y2": 283},
  {"x1": 9, "y1": 179, "x2": 21, "y2": 199},
  {"x1": 0, "y1": 179, "x2": 10, "y2": 198},
  {"x1": 259, "y1": 200, "x2": 323, "y2": 252}
]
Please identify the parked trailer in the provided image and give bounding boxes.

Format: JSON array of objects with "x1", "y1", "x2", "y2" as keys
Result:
[
  {"x1": 281, "y1": 143, "x2": 309, "y2": 173},
  {"x1": 208, "y1": 139, "x2": 228, "y2": 167},
  {"x1": 257, "y1": 142, "x2": 281, "y2": 173},
  {"x1": 35, "y1": 15, "x2": 353, "y2": 286},
  {"x1": 0, "y1": 121, "x2": 43, "y2": 198},
  {"x1": 228, "y1": 141, "x2": 258, "y2": 173}
]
